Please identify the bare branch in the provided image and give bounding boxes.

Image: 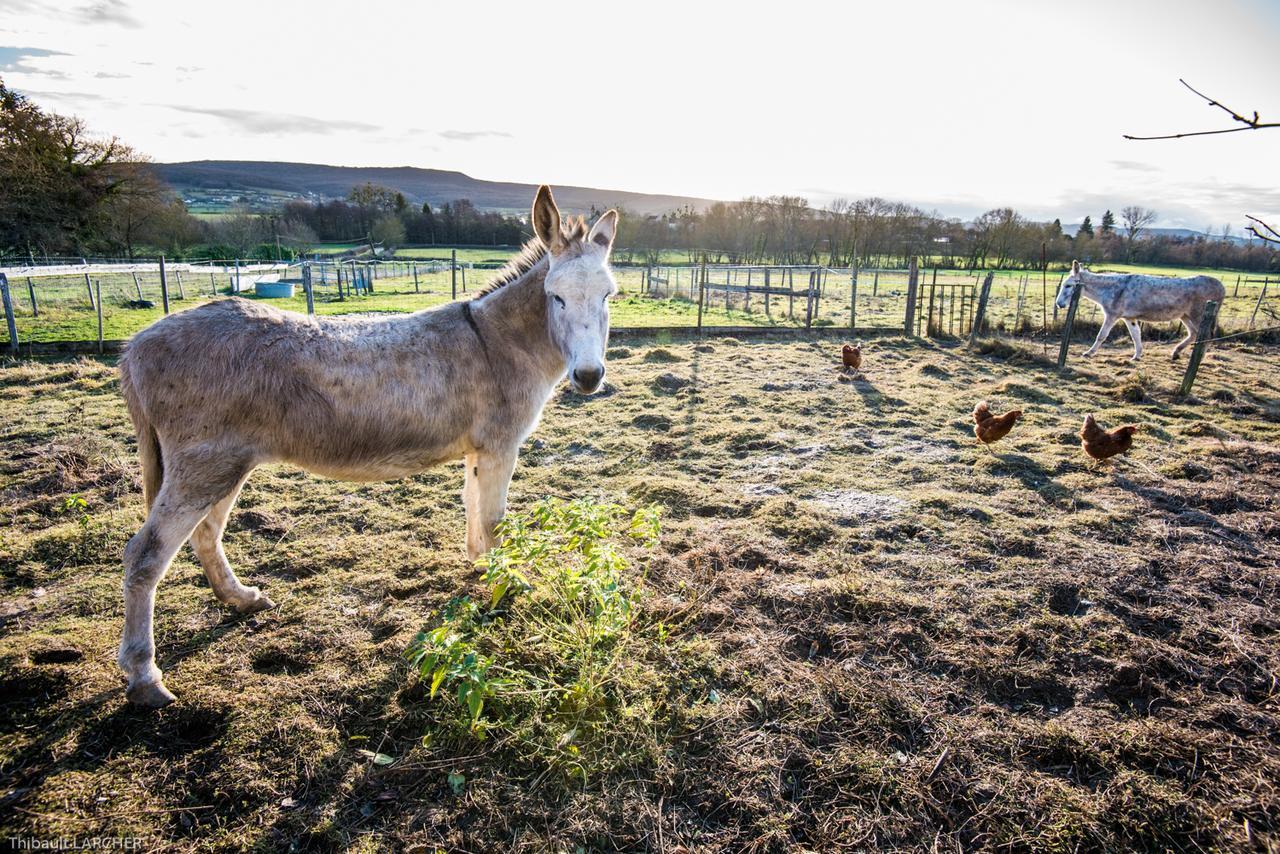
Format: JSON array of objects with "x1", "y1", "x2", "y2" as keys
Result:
[
  {"x1": 1123, "y1": 125, "x2": 1280, "y2": 141},
  {"x1": 1180, "y1": 79, "x2": 1259, "y2": 128},
  {"x1": 1124, "y1": 78, "x2": 1279, "y2": 140},
  {"x1": 1245, "y1": 215, "x2": 1280, "y2": 245}
]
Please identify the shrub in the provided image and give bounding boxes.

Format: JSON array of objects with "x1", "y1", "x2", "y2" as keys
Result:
[{"x1": 405, "y1": 497, "x2": 663, "y2": 779}]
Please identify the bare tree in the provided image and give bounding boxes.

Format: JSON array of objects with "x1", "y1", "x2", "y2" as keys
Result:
[{"x1": 1121, "y1": 206, "x2": 1158, "y2": 260}]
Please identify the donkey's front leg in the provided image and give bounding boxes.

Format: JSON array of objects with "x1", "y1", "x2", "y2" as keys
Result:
[
  {"x1": 1083, "y1": 312, "x2": 1120, "y2": 357},
  {"x1": 463, "y1": 447, "x2": 519, "y2": 560}
]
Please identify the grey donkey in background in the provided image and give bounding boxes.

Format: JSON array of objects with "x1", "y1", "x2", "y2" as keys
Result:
[
  {"x1": 1055, "y1": 259, "x2": 1225, "y2": 361},
  {"x1": 116, "y1": 185, "x2": 619, "y2": 707}
]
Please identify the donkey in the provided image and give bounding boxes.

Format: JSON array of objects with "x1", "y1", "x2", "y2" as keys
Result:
[
  {"x1": 1055, "y1": 260, "x2": 1225, "y2": 361},
  {"x1": 116, "y1": 186, "x2": 618, "y2": 707}
]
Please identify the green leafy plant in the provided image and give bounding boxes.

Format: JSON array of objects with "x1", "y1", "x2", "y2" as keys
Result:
[
  {"x1": 405, "y1": 497, "x2": 662, "y2": 776},
  {"x1": 59, "y1": 494, "x2": 90, "y2": 527}
]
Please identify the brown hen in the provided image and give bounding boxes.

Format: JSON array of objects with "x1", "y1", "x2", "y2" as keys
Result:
[
  {"x1": 972, "y1": 401, "x2": 1022, "y2": 445},
  {"x1": 842, "y1": 344, "x2": 862, "y2": 370},
  {"x1": 1080, "y1": 414, "x2": 1138, "y2": 461}
]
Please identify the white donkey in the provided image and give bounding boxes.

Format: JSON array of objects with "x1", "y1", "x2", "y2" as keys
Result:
[
  {"x1": 1055, "y1": 260, "x2": 1225, "y2": 361},
  {"x1": 116, "y1": 186, "x2": 617, "y2": 707}
]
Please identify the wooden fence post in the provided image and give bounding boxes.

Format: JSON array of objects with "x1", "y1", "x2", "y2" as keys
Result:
[
  {"x1": 26, "y1": 277, "x2": 38, "y2": 317},
  {"x1": 903, "y1": 257, "x2": 919, "y2": 336},
  {"x1": 926, "y1": 277, "x2": 937, "y2": 337},
  {"x1": 696, "y1": 255, "x2": 707, "y2": 333},
  {"x1": 849, "y1": 265, "x2": 858, "y2": 330},
  {"x1": 85, "y1": 273, "x2": 95, "y2": 308},
  {"x1": 303, "y1": 262, "x2": 315, "y2": 315},
  {"x1": 159, "y1": 256, "x2": 170, "y2": 314},
  {"x1": 0, "y1": 274, "x2": 17, "y2": 355},
  {"x1": 131, "y1": 272, "x2": 143, "y2": 300},
  {"x1": 1250, "y1": 281, "x2": 1268, "y2": 329},
  {"x1": 451, "y1": 250, "x2": 458, "y2": 300},
  {"x1": 967, "y1": 270, "x2": 998, "y2": 343},
  {"x1": 210, "y1": 271, "x2": 217, "y2": 296},
  {"x1": 804, "y1": 270, "x2": 815, "y2": 330},
  {"x1": 175, "y1": 270, "x2": 186, "y2": 300},
  {"x1": 1056, "y1": 275, "x2": 1085, "y2": 369},
  {"x1": 412, "y1": 264, "x2": 420, "y2": 293},
  {"x1": 95, "y1": 280, "x2": 104, "y2": 355},
  {"x1": 1179, "y1": 300, "x2": 1219, "y2": 396}
]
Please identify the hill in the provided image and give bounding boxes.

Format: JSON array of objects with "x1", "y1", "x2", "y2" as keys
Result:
[{"x1": 154, "y1": 161, "x2": 715, "y2": 216}]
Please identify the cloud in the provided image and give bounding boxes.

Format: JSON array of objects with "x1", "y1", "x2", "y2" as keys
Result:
[
  {"x1": 165, "y1": 105, "x2": 380, "y2": 135},
  {"x1": 438, "y1": 129, "x2": 512, "y2": 142},
  {"x1": 1110, "y1": 160, "x2": 1162, "y2": 173},
  {"x1": 76, "y1": 0, "x2": 142, "y2": 28},
  {"x1": 0, "y1": 46, "x2": 69, "y2": 73},
  {"x1": 16, "y1": 88, "x2": 113, "y2": 107}
]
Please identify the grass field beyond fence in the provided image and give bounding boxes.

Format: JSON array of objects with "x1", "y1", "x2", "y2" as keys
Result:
[{"x1": 2, "y1": 257, "x2": 1276, "y2": 351}]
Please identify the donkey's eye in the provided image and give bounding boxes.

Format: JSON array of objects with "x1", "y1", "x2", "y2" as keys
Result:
[{"x1": 553, "y1": 295, "x2": 566, "y2": 308}]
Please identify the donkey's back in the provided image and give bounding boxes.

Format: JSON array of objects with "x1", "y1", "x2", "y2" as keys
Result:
[
  {"x1": 1104, "y1": 272, "x2": 1225, "y2": 321},
  {"x1": 121, "y1": 297, "x2": 488, "y2": 481}
]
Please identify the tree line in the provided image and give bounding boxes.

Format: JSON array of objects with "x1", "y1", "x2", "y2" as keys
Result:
[
  {"x1": 612, "y1": 197, "x2": 1279, "y2": 273},
  {"x1": 3, "y1": 79, "x2": 1276, "y2": 274}
]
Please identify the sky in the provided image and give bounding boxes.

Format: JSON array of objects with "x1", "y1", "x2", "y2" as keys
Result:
[{"x1": 2, "y1": 0, "x2": 1279, "y2": 232}]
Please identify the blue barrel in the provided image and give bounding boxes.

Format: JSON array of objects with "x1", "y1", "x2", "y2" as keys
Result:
[{"x1": 255, "y1": 280, "x2": 296, "y2": 298}]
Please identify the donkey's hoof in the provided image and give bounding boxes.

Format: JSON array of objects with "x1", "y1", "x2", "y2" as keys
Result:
[
  {"x1": 236, "y1": 589, "x2": 276, "y2": 615},
  {"x1": 126, "y1": 680, "x2": 176, "y2": 708}
]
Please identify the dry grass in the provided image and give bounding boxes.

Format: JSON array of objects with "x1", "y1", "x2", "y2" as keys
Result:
[{"x1": 1, "y1": 335, "x2": 1278, "y2": 851}]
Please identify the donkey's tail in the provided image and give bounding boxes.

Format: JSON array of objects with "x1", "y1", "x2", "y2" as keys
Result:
[
  {"x1": 119, "y1": 354, "x2": 163, "y2": 510},
  {"x1": 135, "y1": 418, "x2": 163, "y2": 511}
]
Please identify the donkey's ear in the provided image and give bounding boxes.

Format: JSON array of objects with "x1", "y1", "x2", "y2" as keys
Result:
[
  {"x1": 587, "y1": 209, "x2": 618, "y2": 254},
  {"x1": 1071, "y1": 259, "x2": 1080, "y2": 275},
  {"x1": 532, "y1": 185, "x2": 564, "y2": 252}
]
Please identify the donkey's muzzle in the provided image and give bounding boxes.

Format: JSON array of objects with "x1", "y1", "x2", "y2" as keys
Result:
[{"x1": 572, "y1": 366, "x2": 604, "y2": 394}]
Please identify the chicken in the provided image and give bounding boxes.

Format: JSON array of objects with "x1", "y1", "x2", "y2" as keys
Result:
[
  {"x1": 842, "y1": 344, "x2": 862, "y2": 370},
  {"x1": 1080, "y1": 414, "x2": 1139, "y2": 462},
  {"x1": 972, "y1": 401, "x2": 1022, "y2": 445}
]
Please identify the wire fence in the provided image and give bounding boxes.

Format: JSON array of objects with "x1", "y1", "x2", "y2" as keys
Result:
[
  {"x1": 1, "y1": 255, "x2": 1277, "y2": 354},
  {"x1": 642, "y1": 263, "x2": 1280, "y2": 340}
]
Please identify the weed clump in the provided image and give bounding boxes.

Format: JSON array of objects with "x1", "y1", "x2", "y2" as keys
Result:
[
  {"x1": 405, "y1": 498, "x2": 667, "y2": 780},
  {"x1": 1115, "y1": 371, "x2": 1149, "y2": 403},
  {"x1": 643, "y1": 347, "x2": 684, "y2": 363}
]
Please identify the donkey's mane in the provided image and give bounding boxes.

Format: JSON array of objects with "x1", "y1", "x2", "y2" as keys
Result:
[{"x1": 477, "y1": 216, "x2": 591, "y2": 297}]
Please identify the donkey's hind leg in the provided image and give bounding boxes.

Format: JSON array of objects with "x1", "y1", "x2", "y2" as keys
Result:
[
  {"x1": 190, "y1": 471, "x2": 275, "y2": 614},
  {"x1": 1122, "y1": 319, "x2": 1143, "y2": 361},
  {"x1": 119, "y1": 450, "x2": 254, "y2": 707},
  {"x1": 1171, "y1": 314, "x2": 1197, "y2": 360},
  {"x1": 119, "y1": 483, "x2": 215, "y2": 707}
]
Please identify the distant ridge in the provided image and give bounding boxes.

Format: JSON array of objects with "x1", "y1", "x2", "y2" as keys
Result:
[{"x1": 154, "y1": 160, "x2": 716, "y2": 216}]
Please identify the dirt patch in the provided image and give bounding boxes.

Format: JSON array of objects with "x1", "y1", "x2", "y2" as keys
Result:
[{"x1": 811, "y1": 489, "x2": 908, "y2": 520}]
